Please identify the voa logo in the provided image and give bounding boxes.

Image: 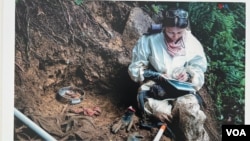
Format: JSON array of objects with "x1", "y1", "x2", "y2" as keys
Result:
[{"x1": 226, "y1": 129, "x2": 246, "y2": 136}]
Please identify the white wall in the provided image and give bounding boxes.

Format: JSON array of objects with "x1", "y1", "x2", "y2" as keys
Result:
[{"x1": 0, "y1": 0, "x2": 15, "y2": 141}]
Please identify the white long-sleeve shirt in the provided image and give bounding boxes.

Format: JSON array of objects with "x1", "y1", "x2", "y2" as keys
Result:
[{"x1": 128, "y1": 30, "x2": 207, "y2": 90}]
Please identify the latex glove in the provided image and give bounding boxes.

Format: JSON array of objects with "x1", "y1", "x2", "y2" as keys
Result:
[
  {"x1": 111, "y1": 106, "x2": 136, "y2": 133},
  {"x1": 153, "y1": 111, "x2": 173, "y2": 123},
  {"x1": 172, "y1": 67, "x2": 189, "y2": 82}
]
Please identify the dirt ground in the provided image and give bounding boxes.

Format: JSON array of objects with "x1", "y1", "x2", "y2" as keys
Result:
[{"x1": 14, "y1": 1, "x2": 221, "y2": 141}]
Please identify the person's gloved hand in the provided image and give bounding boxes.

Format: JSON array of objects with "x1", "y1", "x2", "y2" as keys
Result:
[
  {"x1": 153, "y1": 111, "x2": 173, "y2": 123},
  {"x1": 172, "y1": 67, "x2": 189, "y2": 82},
  {"x1": 111, "y1": 106, "x2": 136, "y2": 133}
]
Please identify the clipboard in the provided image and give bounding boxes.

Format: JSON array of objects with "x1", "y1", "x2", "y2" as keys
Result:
[
  {"x1": 159, "y1": 75, "x2": 196, "y2": 92},
  {"x1": 166, "y1": 79, "x2": 196, "y2": 92}
]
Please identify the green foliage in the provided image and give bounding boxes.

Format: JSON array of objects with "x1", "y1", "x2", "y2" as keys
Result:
[
  {"x1": 151, "y1": 4, "x2": 163, "y2": 14},
  {"x1": 142, "y1": 2, "x2": 245, "y2": 125},
  {"x1": 189, "y1": 2, "x2": 245, "y2": 124},
  {"x1": 74, "y1": 0, "x2": 84, "y2": 6}
]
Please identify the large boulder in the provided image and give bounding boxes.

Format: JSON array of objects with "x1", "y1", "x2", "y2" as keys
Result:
[{"x1": 122, "y1": 7, "x2": 155, "y2": 50}]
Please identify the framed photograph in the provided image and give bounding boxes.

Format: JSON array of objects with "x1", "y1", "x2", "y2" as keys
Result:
[{"x1": 1, "y1": 0, "x2": 249, "y2": 140}]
